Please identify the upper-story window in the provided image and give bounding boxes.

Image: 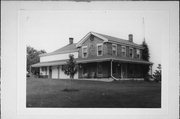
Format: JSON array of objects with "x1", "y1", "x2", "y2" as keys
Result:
[
  {"x1": 121, "y1": 46, "x2": 126, "y2": 57},
  {"x1": 136, "y1": 49, "x2": 140, "y2": 59},
  {"x1": 129, "y1": 48, "x2": 133, "y2": 58},
  {"x1": 97, "y1": 44, "x2": 103, "y2": 56},
  {"x1": 112, "y1": 44, "x2": 117, "y2": 56},
  {"x1": 82, "y1": 46, "x2": 88, "y2": 58}
]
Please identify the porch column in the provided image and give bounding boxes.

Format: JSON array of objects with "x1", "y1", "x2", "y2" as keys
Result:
[
  {"x1": 58, "y1": 66, "x2": 60, "y2": 79},
  {"x1": 121, "y1": 64, "x2": 123, "y2": 78},
  {"x1": 111, "y1": 60, "x2": 113, "y2": 78}
]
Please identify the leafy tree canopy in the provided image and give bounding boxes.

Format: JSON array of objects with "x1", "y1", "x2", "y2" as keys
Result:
[
  {"x1": 141, "y1": 40, "x2": 151, "y2": 81},
  {"x1": 142, "y1": 40, "x2": 150, "y2": 61},
  {"x1": 27, "y1": 46, "x2": 46, "y2": 73},
  {"x1": 62, "y1": 54, "x2": 77, "y2": 79}
]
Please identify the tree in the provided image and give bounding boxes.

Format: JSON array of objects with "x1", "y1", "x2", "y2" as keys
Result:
[
  {"x1": 62, "y1": 54, "x2": 78, "y2": 79},
  {"x1": 27, "y1": 46, "x2": 46, "y2": 75},
  {"x1": 141, "y1": 40, "x2": 150, "y2": 81},
  {"x1": 153, "y1": 64, "x2": 161, "y2": 82},
  {"x1": 142, "y1": 40, "x2": 150, "y2": 61}
]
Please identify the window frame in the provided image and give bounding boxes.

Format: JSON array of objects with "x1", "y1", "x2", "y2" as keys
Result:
[
  {"x1": 112, "y1": 44, "x2": 117, "y2": 56},
  {"x1": 136, "y1": 49, "x2": 140, "y2": 59},
  {"x1": 129, "y1": 48, "x2": 134, "y2": 58},
  {"x1": 82, "y1": 46, "x2": 88, "y2": 58},
  {"x1": 121, "y1": 46, "x2": 126, "y2": 57},
  {"x1": 97, "y1": 43, "x2": 103, "y2": 56}
]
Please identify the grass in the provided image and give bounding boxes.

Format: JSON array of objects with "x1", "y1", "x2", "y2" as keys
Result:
[{"x1": 27, "y1": 78, "x2": 161, "y2": 108}]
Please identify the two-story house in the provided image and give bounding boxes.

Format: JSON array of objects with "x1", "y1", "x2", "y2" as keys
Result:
[{"x1": 31, "y1": 32, "x2": 153, "y2": 80}]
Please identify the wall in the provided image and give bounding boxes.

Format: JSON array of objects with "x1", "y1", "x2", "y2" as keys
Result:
[
  {"x1": 51, "y1": 65, "x2": 78, "y2": 79},
  {"x1": 78, "y1": 35, "x2": 104, "y2": 58},
  {"x1": 78, "y1": 34, "x2": 143, "y2": 61},
  {"x1": 52, "y1": 66, "x2": 58, "y2": 79},
  {"x1": 40, "y1": 52, "x2": 78, "y2": 62}
]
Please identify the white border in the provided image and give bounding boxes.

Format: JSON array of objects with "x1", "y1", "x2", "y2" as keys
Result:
[{"x1": 1, "y1": 1, "x2": 179, "y2": 119}]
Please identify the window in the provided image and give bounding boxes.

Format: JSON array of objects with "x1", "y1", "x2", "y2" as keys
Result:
[
  {"x1": 97, "y1": 44, "x2": 103, "y2": 56},
  {"x1": 112, "y1": 44, "x2": 117, "y2": 56},
  {"x1": 42, "y1": 67, "x2": 47, "y2": 72},
  {"x1": 136, "y1": 49, "x2": 140, "y2": 59},
  {"x1": 82, "y1": 46, "x2": 88, "y2": 58},
  {"x1": 129, "y1": 48, "x2": 133, "y2": 58},
  {"x1": 121, "y1": 46, "x2": 126, "y2": 57}
]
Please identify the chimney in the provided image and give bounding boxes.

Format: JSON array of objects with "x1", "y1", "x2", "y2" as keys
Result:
[
  {"x1": 69, "y1": 37, "x2": 73, "y2": 44},
  {"x1": 128, "y1": 34, "x2": 133, "y2": 42}
]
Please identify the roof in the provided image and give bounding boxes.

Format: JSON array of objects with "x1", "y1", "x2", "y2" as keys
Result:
[
  {"x1": 40, "y1": 43, "x2": 78, "y2": 57},
  {"x1": 32, "y1": 56, "x2": 152, "y2": 67},
  {"x1": 94, "y1": 32, "x2": 143, "y2": 48},
  {"x1": 40, "y1": 32, "x2": 143, "y2": 57},
  {"x1": 76, "y1": 31, "x2": 144, "y2": 49},
  {"x1": 77, "y1": 56, "x2": 153, "y2": 65}
]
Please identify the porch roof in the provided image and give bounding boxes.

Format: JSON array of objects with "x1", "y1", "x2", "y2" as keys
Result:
[
  {"x1": 77, "y1": 57, "x2": 153, "y2": 65},
  {"x1": 32, "y1": 57, "x2": 152, "y2": 67}
]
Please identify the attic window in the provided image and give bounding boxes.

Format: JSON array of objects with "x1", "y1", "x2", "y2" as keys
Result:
[
  {"x1": 90, "y1": 35, "x2": 94, "y2": 41},
  {"x1": 82, "y1": 46, "x2": 88, "y2": 58},
  {"x1": 121, "y1": 46, "x2": 126, "y2": 57},
  {"x1": 112, "y1": 44, "x2": 117, "y2": 56},
  {"x1": 97, "y1": 44, "x2": 103, "y2": 56}
]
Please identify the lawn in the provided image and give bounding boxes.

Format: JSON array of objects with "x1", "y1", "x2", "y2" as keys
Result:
[{"x1": 27, "y1": 78, "x2": 161, "y2": 108}]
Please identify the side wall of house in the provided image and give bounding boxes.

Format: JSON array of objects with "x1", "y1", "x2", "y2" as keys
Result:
[
  {"x1": 51, "y1": 65, "x2": 78, "y2": 79},
  {"x1": 78, "y1": 35, "x2": 107, "y2": 58},
  {"x1": 104, "y1": 42, "x2": 142, "y2": 60}
]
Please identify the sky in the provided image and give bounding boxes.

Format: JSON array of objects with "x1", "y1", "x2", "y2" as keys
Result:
[{"x1": 21, "y1": 8, "x2": 169, "y2": 72}]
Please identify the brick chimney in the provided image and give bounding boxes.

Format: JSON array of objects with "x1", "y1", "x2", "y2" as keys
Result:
[
  {"x1": 128, "y1": 34, "x2": 133, "y2": 42},
  {"x1": 69, "y1": 37, "x2": 73, "y2": 44}
]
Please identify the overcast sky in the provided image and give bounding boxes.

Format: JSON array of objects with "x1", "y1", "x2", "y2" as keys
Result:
[{"x1": 21, "y1": 6, "x2": 169, "y2": 72}]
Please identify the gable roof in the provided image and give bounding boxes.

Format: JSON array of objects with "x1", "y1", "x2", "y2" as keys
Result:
[
  {"x1": 40, "y1": 43, "x2": 78, "y2": 57},
  {"x1": 41, "y1": 31, "x2": 143, "y2": 57},
  {"x1": 76, "y1": 31, "x2": 143, "y2": 49}
]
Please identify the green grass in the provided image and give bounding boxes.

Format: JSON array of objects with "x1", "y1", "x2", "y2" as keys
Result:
[{"x1": 27, "y1": 78, "x2": 161, "y2": 108}]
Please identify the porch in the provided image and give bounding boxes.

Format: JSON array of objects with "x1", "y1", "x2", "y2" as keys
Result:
[{"x1": 78, "y1": 60, "x2": 151, "y2": 80}]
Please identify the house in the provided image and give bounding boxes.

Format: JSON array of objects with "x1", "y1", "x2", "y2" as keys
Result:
[{"x1": 31, "y1": 32, "x2": 153, "y2": 80}]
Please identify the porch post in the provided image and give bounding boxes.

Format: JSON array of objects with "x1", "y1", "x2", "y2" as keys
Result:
[
  {"x1": 111, "y1": 60, "x2": 112, "y2": 77},
  {"x1": 30, "y1": 66, "x2": 31, "y2": 74},
  {"x1": 150, "y1": 64, "x2": 153, "y2": 76},
  {"x1": 126, "y1": 64, "x2": 127, "y2": 78},
  {"x1": 58, "y1": 66, "x2": 60, "y2": 79},
  {"x1": 121, "y1": 64, "x2": 123, "y2": 79}
]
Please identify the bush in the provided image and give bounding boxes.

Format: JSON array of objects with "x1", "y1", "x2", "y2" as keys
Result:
[{"x1": 153, "y1": 64, "x2": 161, "y2": 82}]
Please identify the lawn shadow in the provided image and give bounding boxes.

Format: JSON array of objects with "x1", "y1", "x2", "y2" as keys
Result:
[{"x1": 62, "y1": 88, "x2": 79, "y2": 92}]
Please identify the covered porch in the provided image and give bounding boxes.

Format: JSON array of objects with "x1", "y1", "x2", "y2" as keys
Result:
[{"x1": 77, "y1": 58, "x2": 153, "y2": 80}]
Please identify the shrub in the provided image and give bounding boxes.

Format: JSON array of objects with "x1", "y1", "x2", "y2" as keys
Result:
[{"x1": 153, "y1": 64, "x2": 161, "y2": 82}]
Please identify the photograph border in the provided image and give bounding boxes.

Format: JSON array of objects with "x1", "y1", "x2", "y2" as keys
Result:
[{"x1": 1, "y1": 1, "x2": 179, "y2": 119}]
